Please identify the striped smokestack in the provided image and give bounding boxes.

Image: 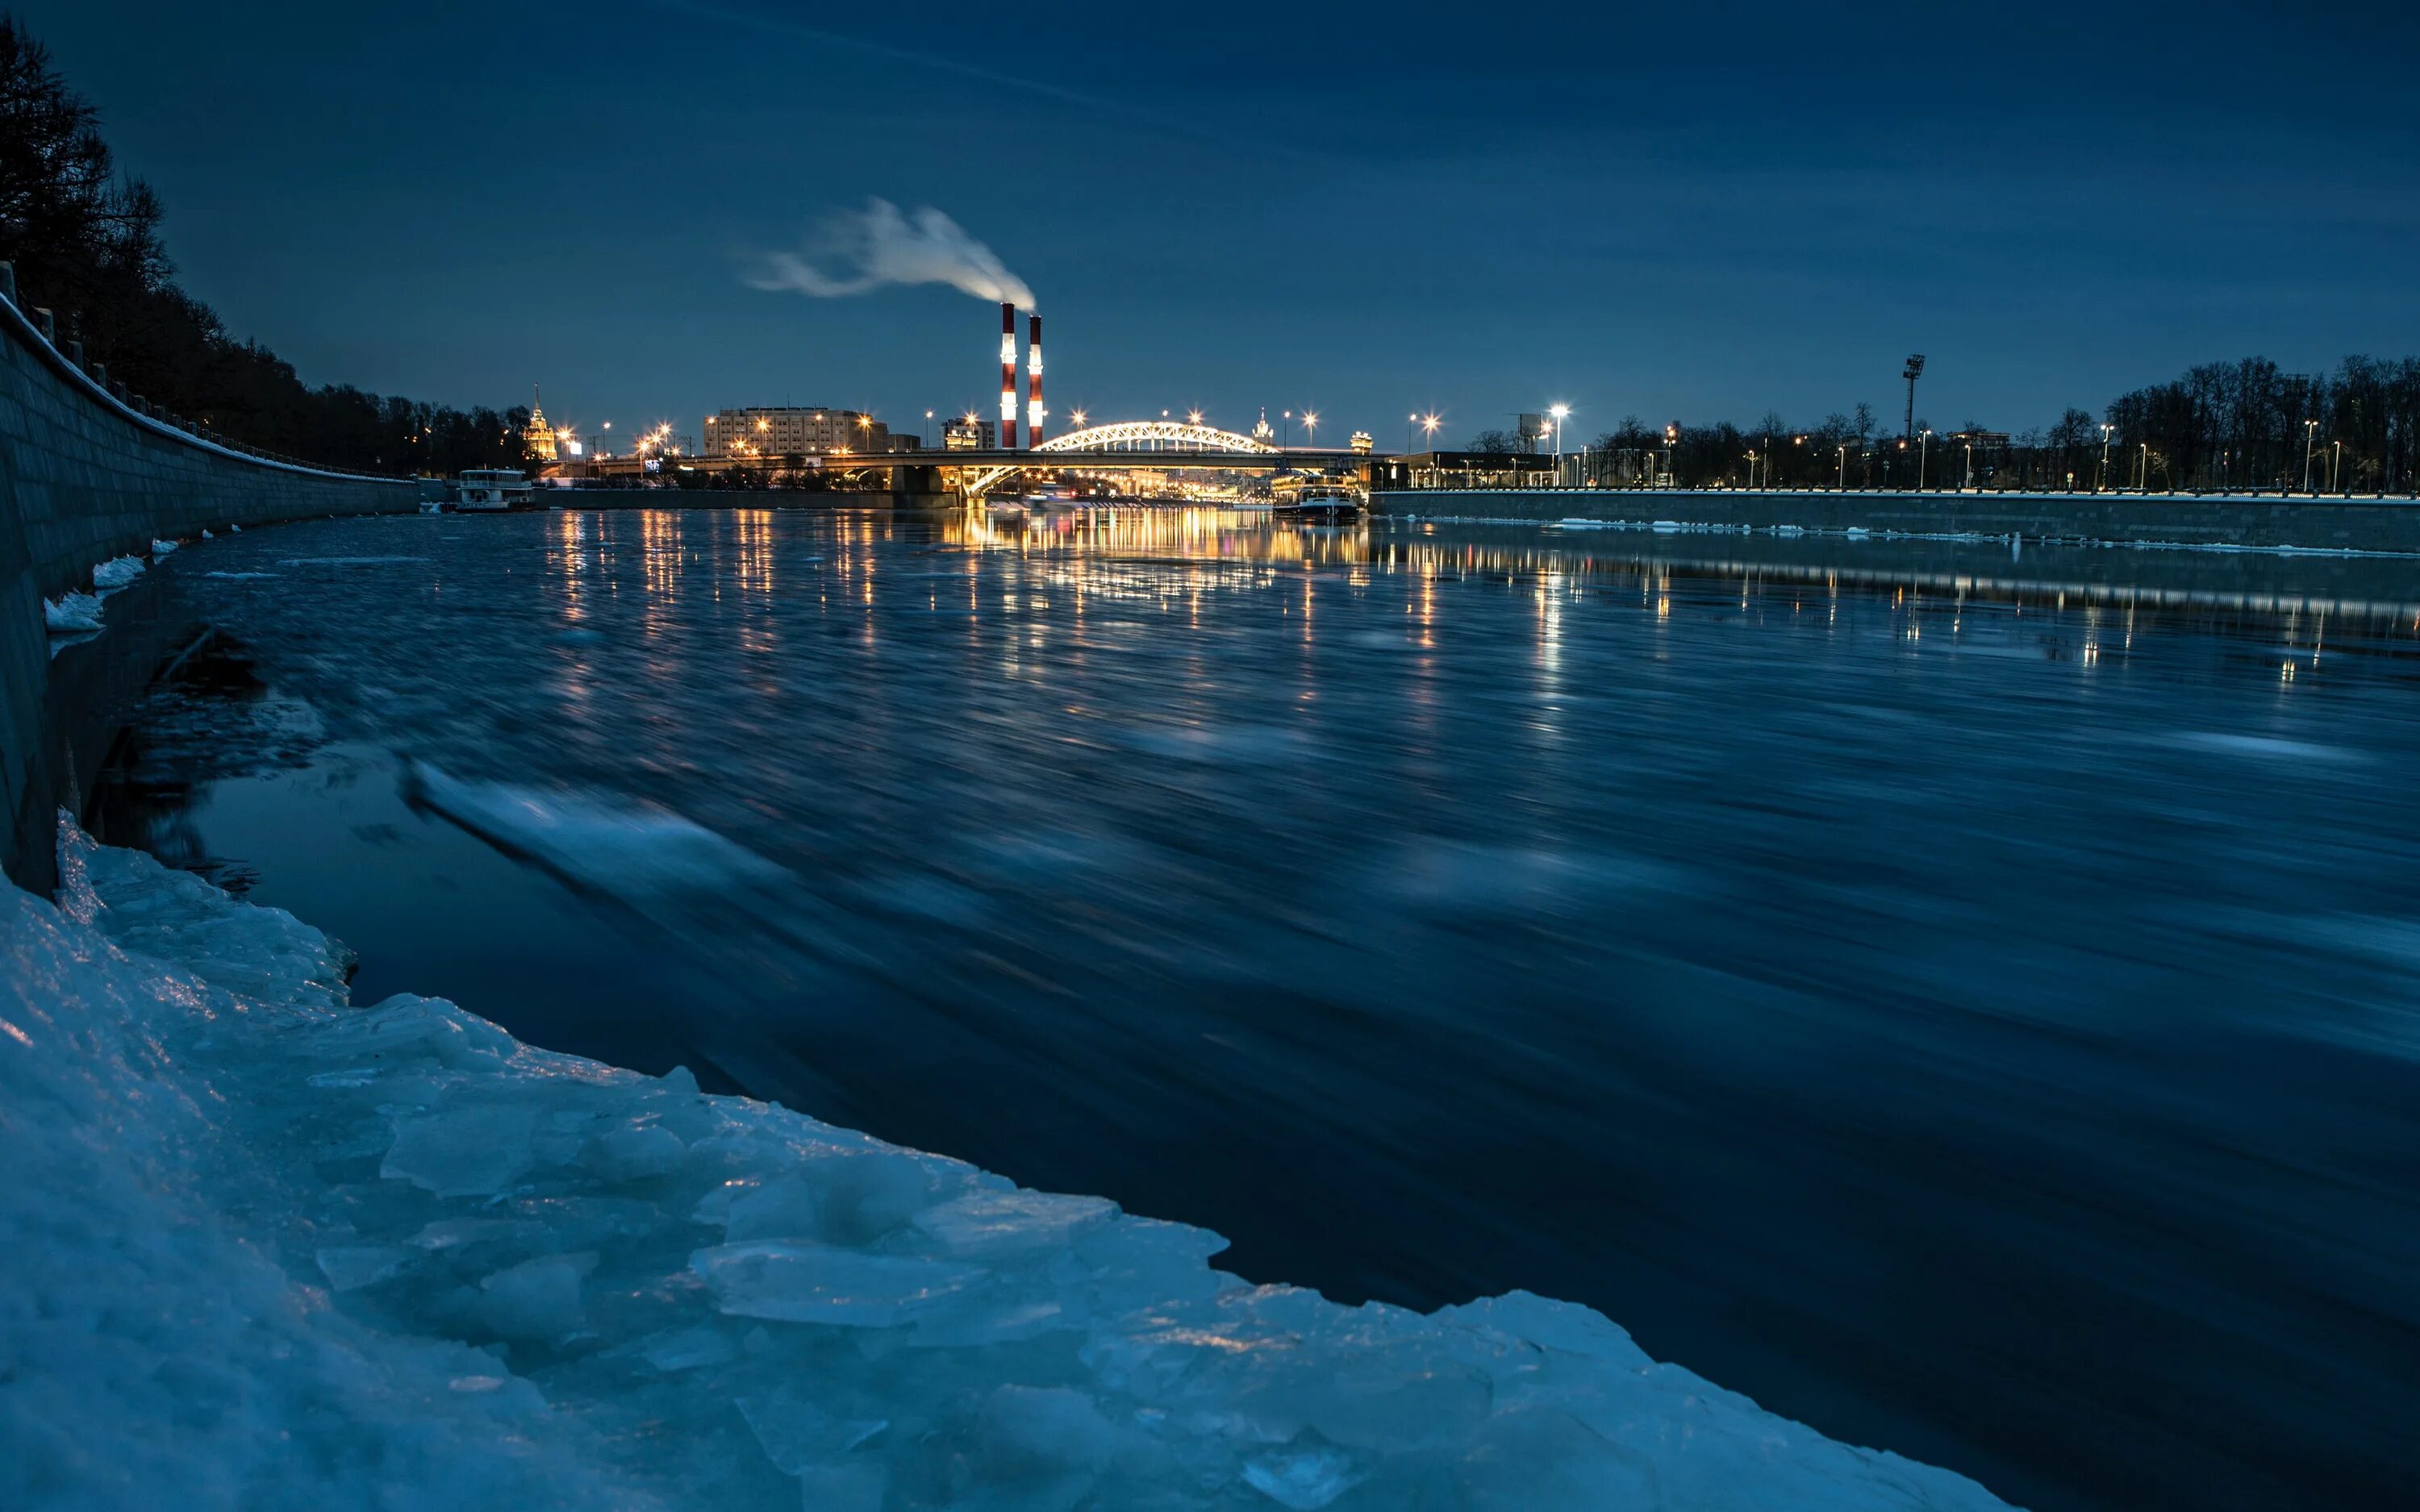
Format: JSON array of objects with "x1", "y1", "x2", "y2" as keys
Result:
[
  {"x1": 998, "y1": 302, "x2": 1018, "y2": 451},
  {"x1": 1026, "y1": 313, "x2": 1044, "y2": 449}
]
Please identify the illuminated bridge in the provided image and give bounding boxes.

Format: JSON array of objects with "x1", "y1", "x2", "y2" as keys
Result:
[{"x1": 820, "y1": 419, "x2": 1391, "y2": 499}]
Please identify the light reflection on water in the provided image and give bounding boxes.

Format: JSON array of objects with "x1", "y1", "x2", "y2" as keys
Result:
[{"x1": 103, "y1": 506, "x2": 2420, "y2": 1512}]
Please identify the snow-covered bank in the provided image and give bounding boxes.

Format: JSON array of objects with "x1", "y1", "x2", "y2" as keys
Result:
[{"x1": 1, "y1": 826, "x2": 2013, "y2": 1511}]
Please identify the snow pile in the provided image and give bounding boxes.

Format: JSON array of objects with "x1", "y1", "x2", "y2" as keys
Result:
[
  {"x1": 91, "y1": 553, "x2": 146, "y2": 589},
  {"x1": 2, "y1": 825, "x2": 2013, "y2": 1511},
  {"x1": 42, "y1": 592, "x2": 102, "y2": 633},
  {"x1": 151, "y1": 537, "x2": 178, "y2": 555}
]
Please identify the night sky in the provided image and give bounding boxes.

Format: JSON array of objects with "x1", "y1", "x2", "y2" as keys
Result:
[{"x1": 29, "y1": 0, "x2": 2420, "y2": 447}]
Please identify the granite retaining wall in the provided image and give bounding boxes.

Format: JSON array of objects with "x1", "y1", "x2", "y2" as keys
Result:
[{"x1": 0, "y1": 280, "x2": 415, "y2": 883}]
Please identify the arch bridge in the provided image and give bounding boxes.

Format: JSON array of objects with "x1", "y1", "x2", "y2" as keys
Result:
[{"x1": 942, "y1": 419, "x2": 1368, "y2": 498}]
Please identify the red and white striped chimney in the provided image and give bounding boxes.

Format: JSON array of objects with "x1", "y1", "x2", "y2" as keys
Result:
[
  {"x1": 1025, "y1": 313, "x2": 1044, "y2": 449},
  {"x1": 998, "y1": 302, "x2": 1018, "y2": 451}
]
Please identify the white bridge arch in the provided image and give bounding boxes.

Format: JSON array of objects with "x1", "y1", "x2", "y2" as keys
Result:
[
  {"x1": 1034, "y1": 419, "x2": 1279, "y2": 456},
  {"x1": 961, "y1": 419, "x2": 1281, "y2": 497}
]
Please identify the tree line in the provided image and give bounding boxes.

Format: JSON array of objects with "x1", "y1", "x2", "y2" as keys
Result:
[
  {"x1": 0, "y1": 17, "x2": 526, "y2": 476},
  {"x1": 1471, "y1": 365, "x2": 2420, "y2": 496}
]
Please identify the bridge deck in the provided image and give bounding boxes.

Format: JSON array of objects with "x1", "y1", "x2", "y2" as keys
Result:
[{"x1": 843, "y1": 448, "x2": 1388, "y2": 469}]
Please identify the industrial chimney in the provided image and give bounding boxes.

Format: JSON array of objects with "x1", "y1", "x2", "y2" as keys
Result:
[
  {"x1": 999, "y1": 302, "x2": 1019, "y2": 451},
  {"x1": 1026, "y1": 314, "x2": 1044, "y2": 449}
]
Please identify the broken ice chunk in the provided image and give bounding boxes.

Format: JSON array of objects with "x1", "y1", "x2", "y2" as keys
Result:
[
  {"x1": 690, "y1": 1240, "x2": 981, "y2": 1327},
  {"x1": 382, "y1": 1104, "x2": 537, "y2": 1197},
  {"x1": 478, "y1": 1253, "x2": 593, "y2": 1340},
  {"x1": 625, "y1": 1324, "x2": 738, "y2": 1373},
  {"x1": 734, "y1": 1386, "x2": 887, "y2": 1474},
  {"x1": 978, "y1": 1385, "x2": 1124, "y2": 1477},
  {"x1": 812, "y1": 1150, "x2": 948, "y2": 1244},
  {"x1": 912, "y1": 1189, "x2": 1116, "y2": 1260},
  {"x1": 723, "y1": 1176, "x2": 823, "y2": 1242},
  {"x1": 44, "y1": 593, "x2": 102, "y2": 634},
  {"x1": 1242, "y1": 1439, "x2": 1367, "y2": 1510},
  {"x1": 581, "y1": 1122, "x2": 686, "y2": 1183},
  {"x1": 315, "y1": 1244, "x2": 411, "y2": 1293}
]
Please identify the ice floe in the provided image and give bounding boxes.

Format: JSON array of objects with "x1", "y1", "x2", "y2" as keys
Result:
[
  {"x1": 0, "y1": 819, "x2": 2013, "y2": 1510},
  {"x1": 42, "y1": 592, "x2": 102, "y2": 633},
  {"x1": 91, "y1": 553, "x2": 147, "y2": 589}
]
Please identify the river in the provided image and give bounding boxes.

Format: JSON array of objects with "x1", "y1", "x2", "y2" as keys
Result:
[{"x1": 87, "y1": 506, "x2": 2420, "y2": 1512}]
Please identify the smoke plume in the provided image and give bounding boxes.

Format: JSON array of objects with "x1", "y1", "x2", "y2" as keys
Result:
[{"x1": 747, "y1": 198, "x2": 1034, "y2": 310}]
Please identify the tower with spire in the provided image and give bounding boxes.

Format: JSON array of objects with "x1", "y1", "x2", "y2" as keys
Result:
[{"x1": 522, "y1": 385, "x2": 558, "y2": 463}]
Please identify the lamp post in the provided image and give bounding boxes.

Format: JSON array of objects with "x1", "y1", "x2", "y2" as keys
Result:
[
  {"x1": 1918, "y1": 427, "x2": 1932, "y2": 492},
  {"x1": 2098, "y1": 423, "x2": 2115, "y2": 493},
  {"x1": 2330, "y1": 439, "x2": 2343, "y2": 494},
  {"x1": 1303, "y1": 410, "x2": 1318, "y2": 448},
  {"x1": 1963, "y1": 442, "x2": 1974, "y2": 490},
  {"x1": 2138, "y1": 442, "x2": 2148, "y2": 492},
  {"x1": 1838, "y1": 442, "x2": 1849, "y2": 491},
  {"x1": 2303, "y1": 419, "x2": 2318, "y2": 494},
  {"x1": 1549, "y1": 403, "x2": 1571, "y2": 481}
]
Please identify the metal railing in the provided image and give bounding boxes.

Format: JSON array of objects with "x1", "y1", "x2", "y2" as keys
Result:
[{"x1": 0, "y1": 260, "x2": 415, "y2": 481}]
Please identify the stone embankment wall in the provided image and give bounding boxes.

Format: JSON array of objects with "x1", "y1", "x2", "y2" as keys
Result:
[
  {"x1": 1377, "y1": 488, "x2": 2420, "y2": 552},
  {"x1": 0, "y1": 273, "x2": 415, "y2": 883}
]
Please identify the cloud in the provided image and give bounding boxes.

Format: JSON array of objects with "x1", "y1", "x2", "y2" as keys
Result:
[{"x1": 746, "y1": 199, "x2": 1035, "y2": 310}]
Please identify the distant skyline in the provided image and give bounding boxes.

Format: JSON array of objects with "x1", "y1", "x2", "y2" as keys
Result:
[{"x1": 26, "y1": 0, "x2": 2420, "y2": 446}]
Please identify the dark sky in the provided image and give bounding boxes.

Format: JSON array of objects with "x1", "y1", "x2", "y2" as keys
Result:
[{"x1": 27, "y1": 1, "x2": 2420, "y2": 447}]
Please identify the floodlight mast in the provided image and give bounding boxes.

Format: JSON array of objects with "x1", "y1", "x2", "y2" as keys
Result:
[{"x1": 1902, "y1": 354, "x2": 1926, "y2": 441}]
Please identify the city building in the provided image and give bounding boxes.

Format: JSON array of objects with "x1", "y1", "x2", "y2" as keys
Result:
[
  {"x1": 522, "y1": 389, "x2": 557, "y2": 464},
  {"x1": 944, "y1": 417, "x2": 996, "y2": 450},
  {"x1": 703, "y1": 406, "x2": 890, "y2": 458}
]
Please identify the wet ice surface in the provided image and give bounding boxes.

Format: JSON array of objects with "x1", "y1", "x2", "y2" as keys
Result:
[
  {"x1": 4, "y1": 821, "x2": 2009, "y2": 1511},
  {"x1": 97, "y1": 508, "x2": 2420, "y2": 1512}
]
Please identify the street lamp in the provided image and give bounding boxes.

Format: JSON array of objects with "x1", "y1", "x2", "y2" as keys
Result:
[
  {"x1": 2138, "y1": 441, "x2": 2149, "y2": 492},
  {"x1": 1548, "y1": 402, "x2": 1570, "y2": 471},
  {"x1": 1070, "y1": 408, "x2": 1087, "y2": 428},
  {"x1": 2303, "y1": 419, "x2": 2319, "y2": 493},
  {"x1": 1837, "y1": 443, "x2": 1849, "y2": 490},
  {"x1": 1963, "y1": 442, "x2": 1974, "y2": 490},
  {"x1": 2099, "y1": 423, "x2": 2115, "y2": 493},
  {"x1": 2330, "y1": 438, "x2": 2343, "y2": 494},
  {"x1": 1303, "y1": 410, "x2": 1318, "y2": 447},
  {"x1": 1918, "y1": 427, "x2": 1933, "y2": 492},
  {"x1": 1421, "y1": 413, "x2": 1442, "y2": 449}
]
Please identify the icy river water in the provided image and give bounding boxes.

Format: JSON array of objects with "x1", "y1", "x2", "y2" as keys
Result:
[{"x1": 90, "y1": 506, "x2": 2420, "y2": 1512}]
